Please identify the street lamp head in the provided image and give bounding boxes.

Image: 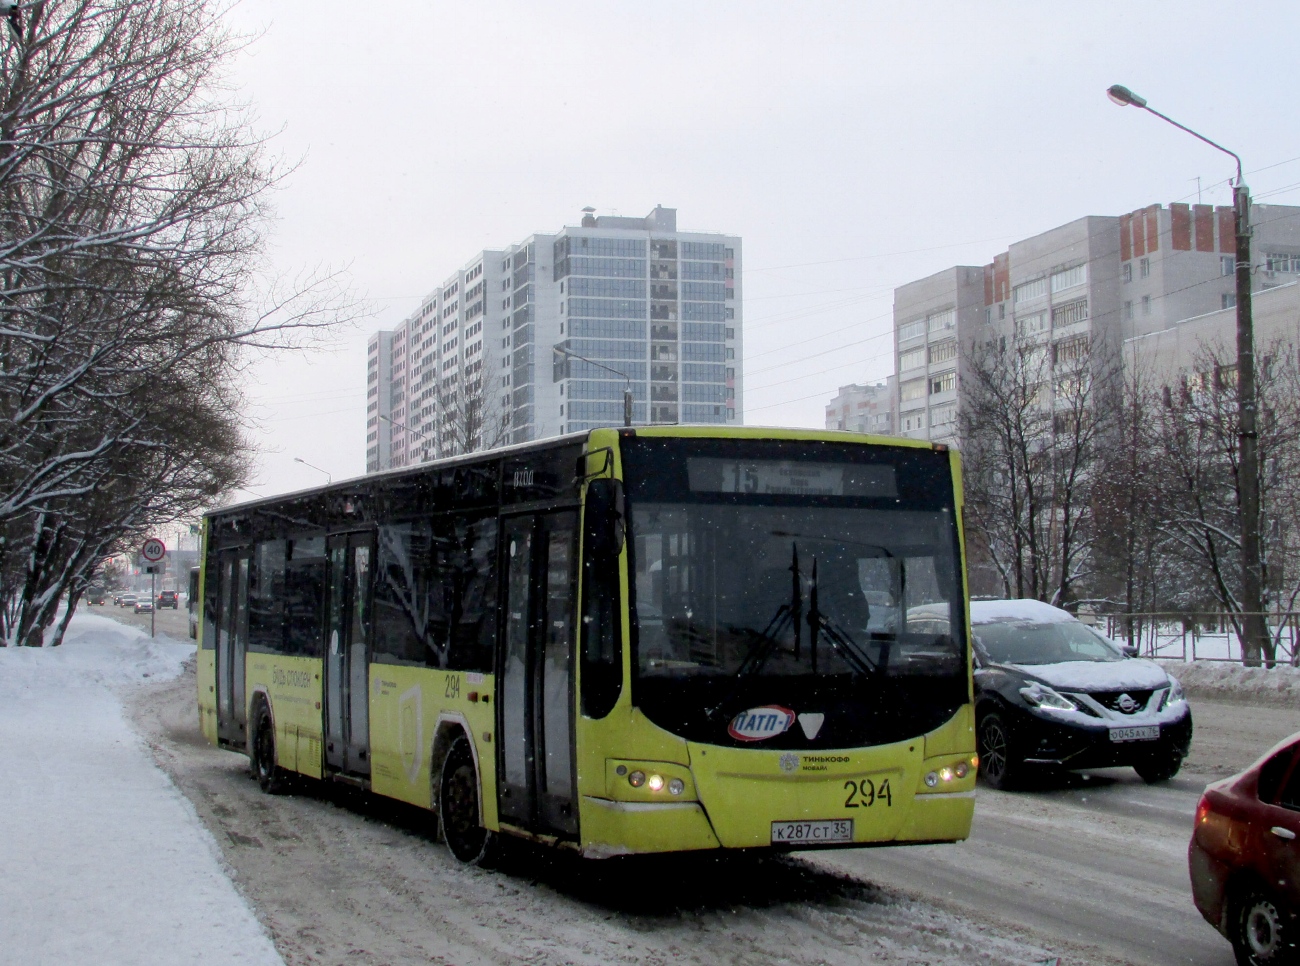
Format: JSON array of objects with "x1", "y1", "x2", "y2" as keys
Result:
[{"x1": 1107, "y1": 84, "x2": 1147, "y2": 109}]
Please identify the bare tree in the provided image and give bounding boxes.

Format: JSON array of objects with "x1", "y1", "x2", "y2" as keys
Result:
[
  {"x1": 1152, "y1": 339, "x2": 1300, "y2": 665},
  {"x1": 959, "y1": 331, "x2": 1115, "y2": 607},
  {"x1": 0, "y1": 0, "x2": 360, "y2": 644},
  {"x1": 1092, "y1": 361, "x2": 1175, "y2": 644},
  {"x1": 435, "y1": 354, "x2": 510, "y2": 459}
]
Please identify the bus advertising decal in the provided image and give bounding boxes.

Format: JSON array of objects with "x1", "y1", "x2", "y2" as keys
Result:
[{"x1": 728, "y1": 706, "x2": 795, "y2": 742}]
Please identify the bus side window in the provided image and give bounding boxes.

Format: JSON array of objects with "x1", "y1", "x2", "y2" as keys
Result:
[{"x1": 581, "y1": 479, "x2": 624, "y2": 718}]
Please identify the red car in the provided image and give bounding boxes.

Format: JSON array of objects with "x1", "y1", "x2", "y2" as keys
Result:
[{"x1": 1190, "y1": 733, "x2": 1300, "y2": 964}]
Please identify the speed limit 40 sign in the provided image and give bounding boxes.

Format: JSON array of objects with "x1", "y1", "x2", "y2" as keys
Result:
[{"x1": 141, "y1": 538, "x2": 166, "y2": 562}]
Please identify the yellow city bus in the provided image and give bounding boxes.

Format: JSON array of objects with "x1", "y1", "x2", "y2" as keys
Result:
[{"x1": 197, "y1": 426, "x2": 975, "y2": 862}]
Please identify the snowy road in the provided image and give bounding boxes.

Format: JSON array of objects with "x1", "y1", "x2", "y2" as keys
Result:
[
  {"x1": 821, "y1": 698, "x2": 1300, "y2": 966},
  {"x1": 125, "y1": 665, "x2": 1097, "y2": 966},
  {"x1": 117, "y1": 637, "x2": 1299, "y2": 966}
]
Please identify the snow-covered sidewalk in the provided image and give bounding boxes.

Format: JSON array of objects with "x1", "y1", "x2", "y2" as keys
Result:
[{"x1": 0, "y1": 613, "x2": 283, "y2": 966}]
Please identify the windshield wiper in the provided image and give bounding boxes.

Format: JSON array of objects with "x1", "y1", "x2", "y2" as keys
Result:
[
  {"x1": 808, "y1": 556, "x2": 877, "y2": 678},
  {"x1": 733, "y1": 542, "x2": 802, "y2": 679},
  {"x1": 706, "y1": 544, "x2": 802, "y2": 721}
]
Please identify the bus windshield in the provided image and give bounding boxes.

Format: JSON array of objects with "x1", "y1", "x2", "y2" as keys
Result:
[
  {"x1": 632, "y1": 504, "x2": 961, "y2": 680},
  {"x1": 620, "y1": 436, "x2": 968, "y2": 749}
]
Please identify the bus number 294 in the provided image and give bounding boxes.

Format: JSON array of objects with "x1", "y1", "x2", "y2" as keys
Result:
[{"x1": 844, "y1": 778, "x2": 892, "y2": 808}]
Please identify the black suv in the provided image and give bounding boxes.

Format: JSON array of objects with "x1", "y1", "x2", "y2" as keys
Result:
[{"x1": 157, "y1": 590, "x2": 179, "y2": 610}]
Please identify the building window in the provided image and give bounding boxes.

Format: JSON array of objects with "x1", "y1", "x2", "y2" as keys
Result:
[
  {"x1": 1122, "y1": 263, "x2": 1132, "y2": 283},
  {"x1": 1222, "y1": 292, "x2": 1237, "y2": 310},
  {"x1": 985, "y1": 307, "x2": 992, "y2": 324},
  {"x1": 1124, "y1": 301, "x2": 1133, "y2": 321},
  {"x1": 999, "y1": 303, "x2": 1006, "y2": 320},
  {"x1": 927, "y1": 308, "x2": 955, "y2": 334},
  {"x1": 1141, "y1": 295, "x2": 1151, "y2": 316},
  {"x1": 928, "y1": 340, "x2": 957, "y2": 365},
  {"x1": 1012, "y1": 277, "x2": 1048, "y2": 304},
  {"x1": 725, "y1": 327, "x2": 735, "y2": 339},
  {"x1": 900, "y1": 378, "x2": 925, "y2": 402},
  {"x1": 1139, "y1": 257, "x2": 1150, "y2": 279},
  {"x1": 1050, "y1": 264, "x2": 1087, "y2": 293},
  {"x1": 1266, "y1": 252, "x2": 1299, "y2": 273},
  {"x1": 899, "y1": 318, "x2": 926, "y2": 342},
  {"x1": 1221, "y1": 255, "x2": 1235, "y2": 277},
  {"x1": 899, "y1": 347, "x2": 926, "y2": 371},
  {"x1": 1053, "y1": 336, "x2": 1089, "y2": 366},
  {"x1": 1051, "y1": 299, "x2": 1088, "y2": 327},
  {"x1": 1015, "y1": 312, "x2": 1047, "y2": 339},
  {"x1": 725, "y1": 348, "x2": 735, "y2": 360},
  {"x1": 929, "y1": 371, "x2": 955, "y2": 395}
]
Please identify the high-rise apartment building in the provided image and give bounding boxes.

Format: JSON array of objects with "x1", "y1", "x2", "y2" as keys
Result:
[
  {"x1": 889, "y1": 202, "x2": 1300, "y2": 444},
  {"x1": 824, "y1": 379, "x2": 895, "y2": 435},
  {"x1": 366, "y1": 207, "x2": 743, "y2": 473}
]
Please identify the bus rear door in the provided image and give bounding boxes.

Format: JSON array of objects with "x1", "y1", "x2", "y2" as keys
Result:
[{"x1": 215, "y1": 550, "x2": 250, "y2": 746}]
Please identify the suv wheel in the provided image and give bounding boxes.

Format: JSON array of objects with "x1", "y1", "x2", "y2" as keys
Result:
[
  {"x1": 439, "y1": 736, "x2": 498, "y2": 865},
  {"x1": 1135, "y1": 752, "x2": 1183, "y2": 784},
  {"x1": 977, "y1": 712, "x2": 1019, "y2": 790}
]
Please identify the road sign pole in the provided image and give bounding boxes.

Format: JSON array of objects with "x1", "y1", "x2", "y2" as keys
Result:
[{"x1": 151, "y1": 570, "x2": 156, "y2": 638}]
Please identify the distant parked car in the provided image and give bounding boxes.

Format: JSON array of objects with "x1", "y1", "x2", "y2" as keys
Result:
[
  {"x1": 157, "y1": 590, "x2": 178, "y2": 609},
  {"x1": 969, "y1": 599, "x2": 1193, "y2": 788},
  {"x1": 134, "y1": 599, "x2": 154, "y2": 614},
  {"x1": 1191, "y1": 733, "x2": 1300, "y2": 965},
  {"x1": 117, "y1": 593, "x2": 137, "y2": 608}
]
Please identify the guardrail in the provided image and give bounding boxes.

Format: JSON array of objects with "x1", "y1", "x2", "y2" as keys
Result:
[{"x1": 1099, "y1": 612, "x2": 1300, "y2": 664}]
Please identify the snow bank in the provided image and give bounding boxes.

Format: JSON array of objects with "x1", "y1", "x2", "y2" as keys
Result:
[
  {"x1": 1157, "y1": 659, "x2": 1300, "y2": 706},
  {"x1": 0, "y1": 611, "x2": 196, "y2": 688},
  {"x1": 0, "y1": 613, "x2": 283, "y2": 966}
]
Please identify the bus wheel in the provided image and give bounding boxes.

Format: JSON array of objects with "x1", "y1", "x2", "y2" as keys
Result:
[
  {"x1": 252, "y1": 709, "x2": 288, "y2": 795},
  {"x1": 439, "y1": 736, "x2": 497, "y2": 866}
]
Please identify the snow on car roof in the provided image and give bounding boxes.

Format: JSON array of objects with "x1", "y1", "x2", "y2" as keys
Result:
[{"x1": 969, "y1": 598, "x2": 1077, "y2": 626}]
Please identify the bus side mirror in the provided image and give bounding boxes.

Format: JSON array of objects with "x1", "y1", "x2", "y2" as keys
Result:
[{"x1": 586, "y1": 478, "x2": 625, "y2": 556}]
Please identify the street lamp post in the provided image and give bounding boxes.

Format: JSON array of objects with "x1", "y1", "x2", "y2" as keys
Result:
[
  {"x1": 552, "y1": 345, "x2": 635, "y2": 428},
  {"x1": 293, "y1": 457, "x2": 332, "y2": 485},
  {"x1": 1107, "y1": 85, "x2": 1266, "y2": 665}
]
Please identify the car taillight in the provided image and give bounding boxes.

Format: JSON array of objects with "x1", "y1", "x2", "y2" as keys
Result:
[{"x1": 1196, "y1": 794, "x2": 1210, "y2": 827}]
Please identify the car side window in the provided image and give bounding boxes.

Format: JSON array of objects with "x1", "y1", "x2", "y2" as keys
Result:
[
  {"x1": 1281, "y1": 759, "x2": 1300, "y2": 813},
  {"x1": 1259, "y1": 746, "x2": 1300, "y2": 804}
]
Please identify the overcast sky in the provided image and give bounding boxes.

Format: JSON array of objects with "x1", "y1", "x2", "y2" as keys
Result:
[{"x1": 223, "y1": 0, "x2": 1300, "y2": 501}]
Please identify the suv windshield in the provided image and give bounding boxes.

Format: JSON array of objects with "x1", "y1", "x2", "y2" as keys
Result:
[
  {"x1": 974, "y1": 620, "x2": 1122, "y2": 665},
  {"x1": 620, "y1": 436, "x2": 967, "y2": 749}
]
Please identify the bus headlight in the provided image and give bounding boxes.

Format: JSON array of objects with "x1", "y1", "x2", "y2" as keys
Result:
[
  {"x1": 647, "y1": 774, "x2": 665, "y2": 792},
  {"x1": 924, "y1": 771, "x2": 939, "y2": 787},
  {"x1": 668, "y1": 778, "x2": 685, "y2": 796},
  {"x1": 954, "y1": 761, "x2": 969, "y2": 779},
  {"x1": 628, "y1": 770, "x2": 646, "y2": 788}
]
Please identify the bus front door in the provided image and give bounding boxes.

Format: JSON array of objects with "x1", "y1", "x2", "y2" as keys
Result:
[
  {"x1": 324, "y1": 533, "x2": 373, "y2": 776},
  {"x1": 498, "y1": 511, "x2": 579, "y2": 839},
  {"x1": 215, "y1": 551, "x2": 250, "y2": 746}
]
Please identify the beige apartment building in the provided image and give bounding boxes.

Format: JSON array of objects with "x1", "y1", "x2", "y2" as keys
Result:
[
  {"x1": 824, "y1": 378, "x2": 895, "y2": 435},
  {"x1": 887, "y1": 202, "x2": 1300, "y2": 444}
]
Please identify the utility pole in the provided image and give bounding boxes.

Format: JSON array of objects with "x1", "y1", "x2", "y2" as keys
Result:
[{"x1": 1107, "y1": 85, "x2": 1266, "y2": 664}]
